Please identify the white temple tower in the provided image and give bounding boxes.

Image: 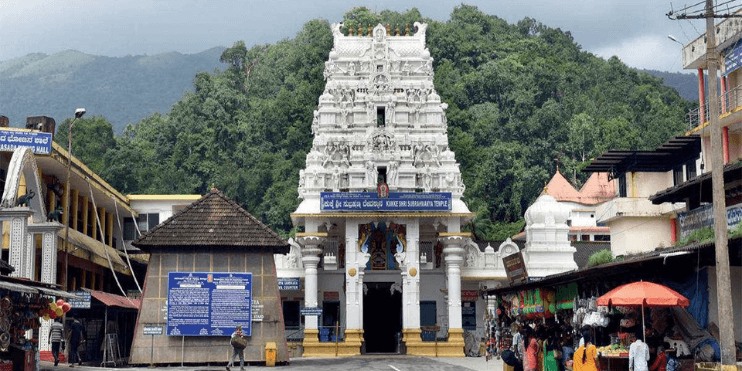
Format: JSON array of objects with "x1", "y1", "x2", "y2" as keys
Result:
[{"x1": 289, "y1": 23, "x2": 474, "y2": 357}]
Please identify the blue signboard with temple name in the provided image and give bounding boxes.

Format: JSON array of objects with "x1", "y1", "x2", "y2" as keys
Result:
[
  {"x1": 167, "y1": 272, "x2": 252, "y2": 337},
  {"x1": 320, "y1": 192, "x2": 452, "y2": 212}
]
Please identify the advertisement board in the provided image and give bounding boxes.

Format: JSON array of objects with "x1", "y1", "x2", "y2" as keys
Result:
[
  {"x1": 320, "y1": 192, "x2": 452, "y2": 212},
  {"x1": 68, "y1": 291, "x2": 91, "y2": 309},
  {"x1": 0, "y1": 129, "x2": 53, "y2": 155},
  {"x1": 167, "y1": 272, "x2": 252, "y2": 337},
  {"x1": 677, "y1": 203, "x2": 742, "y2": 239},
  {"x1": 502, "y1": 252, "x2": 528, "y2": 284}
]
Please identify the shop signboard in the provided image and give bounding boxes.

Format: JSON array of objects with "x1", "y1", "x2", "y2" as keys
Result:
[
  {"x1": 300, "y1": 307, "x2": 323, "y2": 316},
  {"x1": 278, "y1": 277, "x2": 300, "y2": 290},
  {"x1": 166, "y1": 272, "x2": 252, "y2": 337},
  {"x1": 677, "y1": 203, "x2": 742, "y2": 239},
  {"x1": 142, "y1": 324, "x2": 163, "y2": 335},
  {"x1": 461, "y1": 290, "x2": 479, "y2": 301},
  {"x1": 320, "y1": 192, "x2": 452, "y2": 212},
  {"x1": 0, "y1": 129, "x2": 53, "y2": 155},
  {"x1": 68, "y1": 291, "x2": 91, "y2": 309},
  {"x1": 502, "y1": 252, "x2": 528, "y2": 284}
]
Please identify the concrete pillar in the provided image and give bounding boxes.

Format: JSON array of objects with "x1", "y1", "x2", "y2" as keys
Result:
[
  {"x1": 24, "y1": 233, "x2": 35, "y2": 280},
  {"x1": 81, "y1": 196, "x2": 88, "y2": 235},
  {"x1": 70, "y1": 189, "x2": 79, "y2": 230},
  {"x1": 699, "y1": 68, "x2": 706, "y2": 124},
  {"x1": 723, "y1": 126, "x2": 730, "y2": 164}
]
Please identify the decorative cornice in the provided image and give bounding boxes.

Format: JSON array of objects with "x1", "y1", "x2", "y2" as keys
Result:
[
  {"x1": 438, "y1": 232, "x2": 473, "y2": 238},
  {"x1": 294, "y1": 232, "x2": 329, "y2": 238}
]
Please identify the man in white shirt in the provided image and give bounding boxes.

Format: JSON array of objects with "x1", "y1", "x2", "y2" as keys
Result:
[{"x1": 629, "y1": 338, "x2": 650, "y2": 371}]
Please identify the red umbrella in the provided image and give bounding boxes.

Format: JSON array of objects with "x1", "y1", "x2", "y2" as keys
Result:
[
  {"x1": 597, "y1": 281, "x2": 689, "y2": 342},
  {"x1": 597, "y1": 281, "x2": 689, "y2": 307}
]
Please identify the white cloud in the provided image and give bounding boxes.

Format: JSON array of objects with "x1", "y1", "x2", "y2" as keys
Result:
[{"x1": 592, "y1": 34, "x2": 687, "y2": 73}]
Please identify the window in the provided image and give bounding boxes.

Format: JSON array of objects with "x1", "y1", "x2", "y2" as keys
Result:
[
  {"x1": 673, "y1": 165, "x2": 684, "y2": 186},
  {"x1": 618, "y1": 175, "x2": 627, "y2": 197},
  {"x1": 377, "y1": 107, "x2": 385, "y2": 127},
  {"x1": 123, "y1": 218, "x2": 137, "y2": 241},
  {"x1": 685, "y1": 160, "x2": 697, "y2": 180},
  {"x1": 594, "y1": 235, "x2": 610, "y2": 242},
  {"x1": 282, "y1": 300, "x2": 300, "y2": 328},
  {"x1": 581, "y1": 234, "x2": 590, "y2": 241},
  {"x1": 420, "y1": 301, "x2": 437, "y2": 327},
  {"x1": 462, "y1": 301, "x2": 476, "y2": 331}
]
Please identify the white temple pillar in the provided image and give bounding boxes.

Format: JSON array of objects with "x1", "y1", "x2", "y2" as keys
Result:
[
  {"x1": 29, "y1": 223, "x2": 63, "y2": 352},
  {"x1": 1, "y1": 208, "x2": 34, "y2": 278},
  {"x1": 344, "y1": 220, "x2": 361, "y2": 330},
  {"x1": 401, "y1": 219, "x2": 420, "y2": 330},
  {"x1": 341, "y1": 220, "x2": 367, "y2": 355},
  {"x1": 298, "y1": 235, "x2": 324, "y2": 331},
  {"x1": 438, "y1": 234, "x2": 467, "y2": 356}
]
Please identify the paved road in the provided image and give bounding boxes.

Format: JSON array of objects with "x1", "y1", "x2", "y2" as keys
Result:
[{"x1": 40, "y1": 356, "x2": 504, "y2": 371}]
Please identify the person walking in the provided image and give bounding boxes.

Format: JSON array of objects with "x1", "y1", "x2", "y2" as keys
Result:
[
  {"x1": 67, "y1": 319, "x2": 86, "y2": 367},
  {"x1": 629, "y1": 336, "x2": 651, "y2": 371},
  {"x1": 524, "y1": 328, "x2": 539, "y2": 371},
  {"x1": 226, "y1": 325, "x2": 246, "y2": 371},
  {"x1": 572, "y1": 333, "x2": 598, "y2": 371},
  {"x1": 48, "y1": 318, "x2": 65, "y2": 366}
]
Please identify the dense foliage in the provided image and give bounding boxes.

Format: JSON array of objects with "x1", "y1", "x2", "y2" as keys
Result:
[
  {"x1": 54, "y1": 6, "x2": 694, "y2": 239},
  {"x1": 0, "y1": 48, "x2": 226, "y2": 133}
]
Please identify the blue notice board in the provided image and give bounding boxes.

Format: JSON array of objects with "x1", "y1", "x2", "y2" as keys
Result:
[
  {"x1": 320, "y1": 192, "x2": 452, "y2": 212},
  {"x1": 167, "y1": 272, "x2": 252, "y2": 337}
]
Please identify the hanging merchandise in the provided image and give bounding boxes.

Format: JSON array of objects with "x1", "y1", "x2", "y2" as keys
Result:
[{"x1": 556, "y1": 283, "x2": 578, "y2": 310}]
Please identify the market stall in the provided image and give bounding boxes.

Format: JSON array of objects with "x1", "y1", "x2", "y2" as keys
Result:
[
  {"x1": 595, "y1": 281, "x2": 690, "y2": 371},
  {"x1": 0, "y1": 275, "x2": 76, "y2": 371}
]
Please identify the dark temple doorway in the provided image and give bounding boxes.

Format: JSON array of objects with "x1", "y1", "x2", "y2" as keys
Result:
[{"x1": 363, "y1": 282, "x2": 402, "y2": 354}]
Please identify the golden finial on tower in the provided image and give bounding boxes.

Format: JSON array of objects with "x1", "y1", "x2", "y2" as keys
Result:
[{"x1": 386, "y1": 24, "x2": 391, "y2": 36}]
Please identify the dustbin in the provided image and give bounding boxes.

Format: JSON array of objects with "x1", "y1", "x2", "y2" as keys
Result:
[{"x1": 265, "y1": 342, "x2": 276, "y2": 367}]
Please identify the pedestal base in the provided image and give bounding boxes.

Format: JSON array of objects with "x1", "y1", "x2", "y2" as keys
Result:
[
  {"x1": 404, "y1": 328, "x2": 465, "y2": 357},
  {"x1": 301, "y1": 329, "x2": 363, "y2": 357}
]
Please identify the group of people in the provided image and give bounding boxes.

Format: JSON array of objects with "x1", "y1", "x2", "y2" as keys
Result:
[
  {"x1": 48, "y1": 318, "x2": 86, "y2": 367},
  {"x1": 506, "y1": 324, "x2": 680, "y2": 371}
]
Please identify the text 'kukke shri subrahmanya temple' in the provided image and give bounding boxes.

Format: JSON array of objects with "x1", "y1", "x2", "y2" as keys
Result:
[{"x1": 278, "y1": 22, "x2": 577, "y2": 357}]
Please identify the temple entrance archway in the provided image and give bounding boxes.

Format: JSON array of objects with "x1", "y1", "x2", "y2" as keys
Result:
[{"x1": 362, "y1": 281, "x2": 402, "y2": 354}]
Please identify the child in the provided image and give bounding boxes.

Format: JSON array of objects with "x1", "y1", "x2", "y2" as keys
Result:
[{"x1": 666, "y1": 348, "x2": 680, "y2": 371}]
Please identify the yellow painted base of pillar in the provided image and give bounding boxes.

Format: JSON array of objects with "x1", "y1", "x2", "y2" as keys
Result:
[
  {"x1": 301, "y1": 329, "x2": 363, "y2": 357},
  {"x1": 404, "y1": 328, "x2": 465, "y2": 357},
  {"x1": 694, "y1": 363, "x2": 741, "y2": 371}
]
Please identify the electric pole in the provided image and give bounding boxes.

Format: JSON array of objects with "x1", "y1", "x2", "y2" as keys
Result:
[{"x1": 668, "y1": 0, "x2": 737, "y2": 366}]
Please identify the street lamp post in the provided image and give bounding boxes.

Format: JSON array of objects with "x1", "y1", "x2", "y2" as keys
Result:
[{"x1": 63, "y1": 108, "x2": 85, "y2": 291}]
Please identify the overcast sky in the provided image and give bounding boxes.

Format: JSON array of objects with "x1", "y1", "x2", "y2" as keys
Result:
[{"x1": 0, "y1": 0, "x2": 710, "y2": 73}]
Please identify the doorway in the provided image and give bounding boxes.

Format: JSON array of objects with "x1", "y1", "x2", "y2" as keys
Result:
[{"x1": 363, "y1": 282, "x2": 402, "y2": 353}]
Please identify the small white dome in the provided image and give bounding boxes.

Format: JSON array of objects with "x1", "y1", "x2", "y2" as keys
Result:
[{"x1": 525, "y1": 193, "x2": 569, "y2": 226}]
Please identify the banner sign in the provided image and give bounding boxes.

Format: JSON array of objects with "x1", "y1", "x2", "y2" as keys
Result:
[
  {"x1": 68, "y1": 291, "x2": 91, "y2": 309},
  {"x1": 0, "y1": 129, "x2": 53, "y2": 155},
  {"x1": 143, "y1": 324, "x2": 163, "y2": 335},
  {"x1": 167, "y1": 272, "x2": 252, "y2": 337},
  {"x1": 677, "y1": 203, "x2": 742, "y2": 239},
  {"x1": 300, "y1": 307, "x2": 323, "y2": 316},
  {"x1": 502, "y1": 252, "x2": 528, "y2": 284},
  {"x1": 278, "y1": 277, "x2": 300, "y2": 290},
  {"x1": 320, "y1": 192, "x2": 452, "y2": 212}
]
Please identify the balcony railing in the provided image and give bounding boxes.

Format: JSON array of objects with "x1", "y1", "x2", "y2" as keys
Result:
[{"x1": 687, "y1": 83, "x2": 742, "y2": 130}]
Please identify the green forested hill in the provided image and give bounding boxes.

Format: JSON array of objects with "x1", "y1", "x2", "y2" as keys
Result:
[
  {"x1": 54, "y1": 6, "x2": 695, "y2": 240},
  {"x1": 0, "y1": 48, "x2": 226, "y2": 132}
]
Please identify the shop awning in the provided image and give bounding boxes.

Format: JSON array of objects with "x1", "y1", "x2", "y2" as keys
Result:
[
  {"x1": 90, "y1": 290, "x2": 140, "y2": 310},
  {"x1": 0, "y1": 277, "x2": 79, "y2": 298},
  {"x1": 583, "y1": 136, "x2": 700, "y2": 179}
]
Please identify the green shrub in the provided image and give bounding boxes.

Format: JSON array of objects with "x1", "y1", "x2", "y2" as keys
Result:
[
  {"x1": 588, "y1": 249, "x2": 614, "y2": 267},
  {"x1": 676, "y1": 227, "x2": 714, "y2": 246}
]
